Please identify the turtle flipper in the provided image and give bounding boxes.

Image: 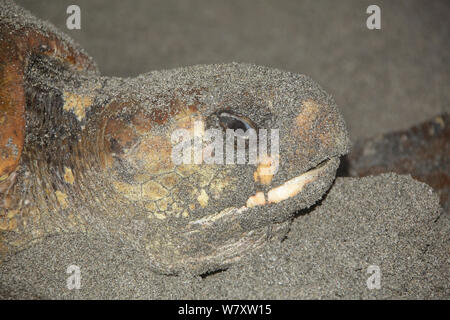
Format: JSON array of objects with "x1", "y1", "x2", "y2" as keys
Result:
[{"x1": 0, "y1": 0, "x2": 97, "y2": 188}]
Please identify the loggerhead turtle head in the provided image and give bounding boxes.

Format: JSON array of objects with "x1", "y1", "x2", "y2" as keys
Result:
[{"x1": 91, "y1": 63, "x2": 350, "y2": 273}]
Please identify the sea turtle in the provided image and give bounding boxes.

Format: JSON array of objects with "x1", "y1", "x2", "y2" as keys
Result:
[{"x1": 0, "y1": 1, "x2": 350, "y2": 274}]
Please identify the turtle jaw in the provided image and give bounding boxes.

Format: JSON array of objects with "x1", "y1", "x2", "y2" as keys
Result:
[
  {"x1": 188, "y1": 156, "x2": 340, "y2": 230},
  {"x1": 150, "y1": 156, "x2": 340, "y2": 275},
  {"x1": 246, "y1": 156, "x2": 338, "y2": 208}
]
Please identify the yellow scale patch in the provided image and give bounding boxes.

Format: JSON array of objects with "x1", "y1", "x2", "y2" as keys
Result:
[
  {"x1": 142, "y1": 181, "x2": 168, "y2": 200},
  {"x1": 55, "y1": 190, "x2": 69, "y2": 209},
  {"x1": 197, "y1": 189, "x2": 209, "y2": 208},
  {"x1": 63, "y1": 92, "x2": 93, "y2": 121},
  {"x1": 64, "y1": 167, "x2": 75, "y2": 184},
  {"x1": 0, "y1": 209, "x2": 18, "y2": 231}
]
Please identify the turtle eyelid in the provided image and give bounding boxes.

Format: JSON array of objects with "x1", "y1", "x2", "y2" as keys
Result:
[{"x1": 217, "y1": 111, "x2": 257, "y2": 131}]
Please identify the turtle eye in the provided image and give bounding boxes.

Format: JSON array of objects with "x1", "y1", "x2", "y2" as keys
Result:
[{"x1": 217, "y1": 111, "x2": 256, "y2": 132}]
